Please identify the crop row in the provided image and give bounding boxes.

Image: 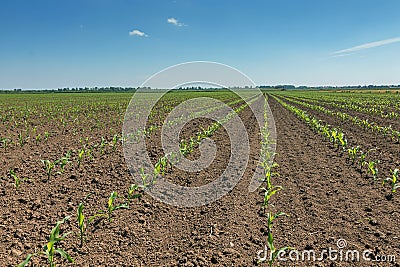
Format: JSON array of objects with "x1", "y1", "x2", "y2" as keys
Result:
[
  {"x1": 279, "y1": 91, "x2": 400, "y2": 118},
  {"x1": 279, "y1": 95, "x2": 400, "y2": 143},
  {"x1": 15, "y1": 94, "x2": 257, "y2": 266},
  {"x1": 258, "y1": 94, "x2": 293, "y2": 266},
  {"x1": 271, "y1": 95, "x2": 399, "y2": 195}
]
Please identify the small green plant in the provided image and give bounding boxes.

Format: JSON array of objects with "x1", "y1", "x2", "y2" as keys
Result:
[
  {"x1": 154, "y1": 156, "x2": 169, "y2": 177},
  {"x1": 365, "y1": 160, "x2": 379, "y2": 180},
  {"x1": 18, "y1": 132, "x2": 27, "y2": 147},
  {"x1": 58, "y1": 151, "x2": 71, "y2": 173},
  {"x1": 86, "y1": 146, "x2": 94, "y2": 161},
  {"x1": 44, "y1": 131, "x2": 50, "y2": 141},
  {"x1": 76, "y1": 203, "x2": 86, "y2": 247},
  {"x1": 261, "y1": 186, "x2": 282, "y2": 212},
  {"x1": 179, "y1": 140, "x2": 189, "y2": 156},
  {"x1": 41, "y1": 159, "x2": 57, "y2": 180},
  {"x1": 9, "y1": 169, "x2": 28, "y2": 189},
  {"x1": 383, "y1": 169, "x2": 399, "y2": 193},
  {"x1": 358, "y1": 150, "x2": 370, "y2": 171},
  {"x1": 77, "y1": 147, "x2": 85, "y2": 168},
  {"x1": 139, "y1": 167, "x2": 154, "y2": 190},
  {"x1": 89, "y1": 191, "x2": 128, "y2": 223},
  {"x1": 258, "y1": 212, "x2": 293, "y2": 266},
  {"x1": 111, "y1": 134, "x2": 119, "y2": 151},
  {"x1": 337, "y1": 131, "x2": 347, "y2": 149},
  {"x1": 262, "y1": 163, "x2": 279, "y2": 191},
  {"x1": 35, "y1": 133, "x2": 41, "y2": 145},
  {"x1": 127, "y1": 184, "x2": 142, "y2": 205},
  {"x1": 18, "y1": 216, "x2": 74, "y2": 267},
  {"x1": 1, "y1": 137, "x2": 9, "y2": 150},
  {"x1": 99, "y1": 137, "x2": 106, "y2": 154},
  {"x1": 347, "y1": 146, "x2": 360, "y2": 164}
]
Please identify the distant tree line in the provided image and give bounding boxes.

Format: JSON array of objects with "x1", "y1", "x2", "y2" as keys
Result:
[
  {"x1": 0, "y1": 87, "x2": 138, "y2": 93},
  {"x1": 258, "y1": 84, "x2": 400, "y2": 90},
  {"x1": 1, "y1": 84, "x2": 400, "y2": 93}
]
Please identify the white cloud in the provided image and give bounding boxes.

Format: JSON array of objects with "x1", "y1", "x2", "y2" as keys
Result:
[
  {"x1": 167, "y1": 17, "x2": 186, "y2": 27},
  {"x1": 333, "y1": 36, "x2": 400, "y2": 56},
  {"x1": 129, "y1": 29, "x2": 148, "y2": 37}
]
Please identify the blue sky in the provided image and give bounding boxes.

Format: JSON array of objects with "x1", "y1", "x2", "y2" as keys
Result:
[{"x1": 1, "y1": 0, "x2": 400, "y2": 89}]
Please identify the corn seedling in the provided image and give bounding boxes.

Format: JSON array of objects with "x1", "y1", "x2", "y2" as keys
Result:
[
  {"x1": 41, "y1": 159, "x2": 57, "y2": 180},
  {"x1": 58, "y1": 151, "x2": 71, "y2": 173},
  {"x1": 261, "y1": 185, "x2": 282, "y2": 211},
  {"x1": 44, "y1": 131, "x2": 50, "y2": 141},
  {"x1": 111, "y1": 134, "x2": 119, "y2": 151},
  {"x1": 126, "y1": 184, "x2": 142, "y2": 205},
  {"x1": 77, "y1": 147, "x2": 85, "y2": 168},
  {"x1": 139, "y1": 167, "x2": 154, "y2": 191},
  {"x1": 18, "y1": 132, "x2": 27, "y2": 147},
  {"x1": 347, "y1": 146, "x2": 360, "y2": 164},
  {"x1": 154, "y1": 156, "x2": 169, "y2": 177},
  {"x1": 1, "y1": 137, "x2": 9, "y2": 150},
  {"x1": 258, "y1": 212, "x2": 293, "y2": 266},
  {"x1": 9, "y1": 169, "x2": 28, "y2": 189},
  {"x1": 337, "y1": 131, "x2": 347, "y2": 149},
  {"x1": 383, "y1": 169, "x2": 399, "y2": 193},
  {"x1": 31, "y1": 126, "x2": 37, "y2": 136},
  {"x1": 358, "y1": 150, "x2": 369, "y2": 171},
  {"x1": 86, "y1": 146, "x2": 94, "y2": 161},
  {"x1": 179, "y1": 140, "x2": 189, "y2": 156},
  {"x1": 89, "y1": 191, "x2": 129, "y2": 223},
  {"x1": 262, "y1": 163, "x2": 279, "y2": 191},
  {"x1": 18, "y1": 216, "x2": 74, "y2": 267},
  {"x1": 35, "y1": 133, "x2": 41, "y2": 145},
  {"x1": 365, "y1": 160, "x2": 379, "y2": 180},
  {"x1": 99, "y1": 137, "x2": 106, "y2": 154},
  {"x1": 76, "y1": 203, "x2": 86, "y2": 247}
]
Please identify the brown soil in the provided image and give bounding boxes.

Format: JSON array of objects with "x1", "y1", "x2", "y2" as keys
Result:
[
  {"x1": 268, "y1": 96, "x2": 400, "y2": 266},
  {"x1": 279, "y1": 96, "x2": 400, "y2": 180}
]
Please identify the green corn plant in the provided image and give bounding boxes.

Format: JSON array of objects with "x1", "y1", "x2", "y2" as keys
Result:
[
  {"x1": 35, "y1": 133, "x2": 41, "y2": 145},
  {"x1": 76, "y1": 203, "x2": 86, "y2": 247},
  {"x1": 154, "y1": 156, "x2": 169, "y2": 176},
  {"x1": 383, "y1": 169, "x2": 399, "y2": 193},
  {"x1": 126, "y1": 184, "x2": 142, "y2": 205},
  {"x1": 89, "y1": 191, "x2": 129, "y2": 223},
  {"x1": 258, "y1": 212, "x2": 293, "y2": 266},
  {"x1": 58, "y1": 151, "x2": 71, "y2": 173},
  {"x1": 31, "y1": 126, "x2": 37, "y2": 137},
  {"x1": 86, "y1": 146, "x2": 94, "y2": 161},
  {"x1": 365, "y1": 160, "x2": 379, "y2": 180},
  {"x1": 44, "y1": 131, "x2": 50, "y2": 141},
  {"x1": 330, "y1": 128, "x2": 338, "y2": 146},
  {"x1": 337, "y1": 132, "x2": 347, "y2": 149},
  {"x1": 41, "y1": 159, "x2": 57, "y2": 180},
  {"x1": 43, "y1": 216, "x2": 74, "y2": 266},
  {"x1": 179, "y1": 140, "x2": 189, "y2": 156},
  {"x1": 347, "y1": 146, "x2": 360, "y2": 164},
  {"x1": 358, "y1": 150, "x2": 369, "y2": 171},
  {"x1": 18, "y1": 216, "x2": 74, "y2": 267},
  {"x1": 262, "y1": 163, "x2": 279, "y2": 191},
  {"x1": 261, "y1": 185, "x2": 282, "y2": 211},
  {"x1": 18, "y1": 132, "x2": 26, "y2": 147},
  {"x1": 77, "y1": 147, "x2": 85, "y2": 168},
  {"x1": 111, "y1": 134, "x2": 119, "y2": 151},
  {"x1": 99, "y1": 137, "x2": 106, "y2": 154},
  {"x1": 1, "y1": 137, "x2": 9, "y2": 151},
  {"x1": 9, "y1": 169, "x2": 28, "y2": 189},
  {"x1": 139, "y1": 167, "x2": 153, "y2": 190}
]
